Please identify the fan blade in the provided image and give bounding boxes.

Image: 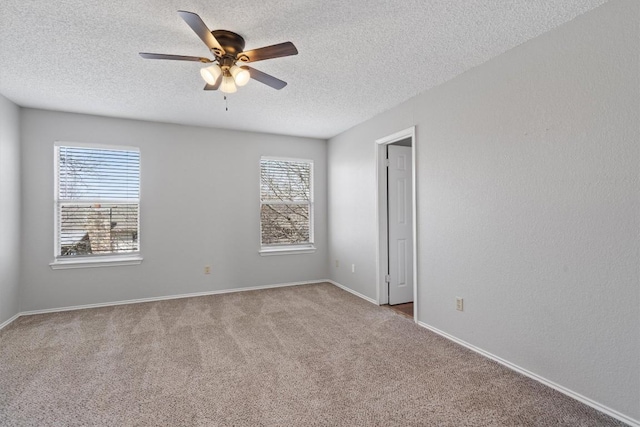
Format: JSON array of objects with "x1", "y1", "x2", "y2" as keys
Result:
[
  {"x1": 177, "y1": 10, "x2": 226, "y2": 55},
  {"x1": 237, "y1": 42, "x2": 298, "y2": 63},
  {"x1": 204, "y1": 75, "x2": 222, "y2": 90},
  {"x1": 139, "y1": 52, "x2": 212, "y2": 63},
  {"x1": 246, "y1": 66, "x2": 287, "y2": 90}
]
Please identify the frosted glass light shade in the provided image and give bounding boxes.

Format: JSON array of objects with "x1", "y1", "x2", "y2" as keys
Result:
[
  {"x1": 230, "y1": 65, "x2": 250, "y2": 86},
  {"x1": 220, "y1": 75, "x2": 237, "y2": 93},
  {"x1": 200, "y1": 65, "x2": 222, "y2": 85}
]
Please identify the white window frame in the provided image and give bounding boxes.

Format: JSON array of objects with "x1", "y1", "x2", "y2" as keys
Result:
[
  {"x1": 50, "y1": 141, "x2": 143, "y2": 269},
  {"x1": 259, "y1": 156, "x2": 316, "y2": 256}
]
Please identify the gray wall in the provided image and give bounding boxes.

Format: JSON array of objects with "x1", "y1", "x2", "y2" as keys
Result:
[
  {"x1": 0, "y1": 95, "x2": 21, "y2": 325},
  {"x1": 20, "y1": 109, "x2": 328, "y2": 311},
  {"x1": 328, "y1": 1, "x2": 639, "y2": 422}
]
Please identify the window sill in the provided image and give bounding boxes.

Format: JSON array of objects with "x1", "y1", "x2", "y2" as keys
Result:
[
  {"x1": 259, "y1": 246, "x2": 316, "y2": 256},
  {"x1": 50, "y1": 255, "x2": 143, "y2": 270}
]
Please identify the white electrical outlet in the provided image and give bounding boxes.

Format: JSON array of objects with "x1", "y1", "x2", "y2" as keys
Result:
[
  {"x1": 351, "y1": 264, "x2": 355, "y2": 273},
  {"x1": 456, "y1": 297, "x2": 463, "y2": 311},
  {"x1": 204, "y1": 266, "x2": 211, "y2": 275}
]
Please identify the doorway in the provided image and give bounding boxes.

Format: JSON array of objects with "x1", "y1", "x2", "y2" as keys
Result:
[{"x1": 375, "y1": 127, "x2": 417, "y2": 321}]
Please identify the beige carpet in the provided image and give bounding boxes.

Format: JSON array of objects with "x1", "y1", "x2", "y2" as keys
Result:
[{"x1": 0, "y1": 282, "x2": 625, "y2": 426}]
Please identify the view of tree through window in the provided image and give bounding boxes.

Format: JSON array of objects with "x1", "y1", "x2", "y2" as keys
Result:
[
  {"x1": 260, "y1": 158, "x2": 313, "y2": 246},
  {"x1": 55, "y1": 144, "x2": 140, "y2": 258}
]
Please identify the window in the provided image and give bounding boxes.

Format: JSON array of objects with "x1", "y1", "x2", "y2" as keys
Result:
[
  {"x1": 52, "y1": 142, "x2": 141, "y2": 267},
  {"x1": 260, "y1": 157, "x2": 314, "y2": 255}
]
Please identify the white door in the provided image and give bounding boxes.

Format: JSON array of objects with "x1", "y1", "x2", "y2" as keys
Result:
[{"x1": 387, "y1": 145, "x2": 413, "y2": 305}]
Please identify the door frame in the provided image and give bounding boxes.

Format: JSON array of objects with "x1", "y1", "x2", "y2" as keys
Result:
[{"x1": 375, "y1": 126, "x2": 418, "y2": 321}]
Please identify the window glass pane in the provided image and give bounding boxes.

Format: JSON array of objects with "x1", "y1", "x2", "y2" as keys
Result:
[
  {"x1": 56, "y1": 144, "x2": 140, "y2": 259},
  {"x1": 260, "y1": 159, "x2": 310, "y2": 202},
  {"x1": 58, "y1": 146, "x2": 140, "y2": 201},
  {"x1": 261, "y1": 204, "x2": 309, "y2": 245},
  {"x1": 59, "y1": 204, "x2": 139, "y2": 256}
]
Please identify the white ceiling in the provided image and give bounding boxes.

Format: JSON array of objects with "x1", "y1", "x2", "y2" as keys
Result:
[{"x1": 0, "y1": 1, "x2": 607, "y2": 139}]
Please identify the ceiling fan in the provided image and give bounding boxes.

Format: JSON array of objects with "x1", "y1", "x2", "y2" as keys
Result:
[{"x1": 139, "y1": 10, "x2": 298, "y2": 94}]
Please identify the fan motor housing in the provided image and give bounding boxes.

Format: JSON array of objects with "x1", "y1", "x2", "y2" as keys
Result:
[{"x1": 211, "y1": 30, "x2": 246, "y2": 56}]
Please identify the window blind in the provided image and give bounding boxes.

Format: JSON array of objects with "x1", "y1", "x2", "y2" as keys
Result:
[
  {"x1": 56, "y1": 145, "x2": 140, "y2": 257},
  {"x1": 260, "y1": 159, "x2": 312, "y2": 246}
]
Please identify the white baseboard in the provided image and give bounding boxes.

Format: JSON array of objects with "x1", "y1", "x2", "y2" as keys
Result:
[
  {"x1": 326, "y1": 280, "x2": 378, "y2": 305},
  {"x1": 418, "y1": 321, "x2": 639, "y2": 427},
  {"x1": 0, "y1": 312, "x2": 21, "y2": 331},
  {"x1": 15, "y1": 280, "x2": 324, "y2": 318},
  {"x1": 3, "y1": 280, "x2": 373, "y2": 329}
]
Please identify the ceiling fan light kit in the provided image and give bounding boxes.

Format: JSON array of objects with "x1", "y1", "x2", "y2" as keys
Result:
[
  {"x1": 220, "y1": 75, "x2": 237, "y2": 93},
  {"x1": 230, "y1": 65, "x2": 250, "y2": 87},
  {"x1": 200, "y1": 65, "x2": 221, "y2": 85},
  {"x1": 139, "y1": 10, "x2": 298, "y2": 95}
]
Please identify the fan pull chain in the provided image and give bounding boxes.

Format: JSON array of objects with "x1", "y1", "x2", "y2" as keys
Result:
[{"x1": 224, "y1": 96, "x2": 228, "y2": 111}]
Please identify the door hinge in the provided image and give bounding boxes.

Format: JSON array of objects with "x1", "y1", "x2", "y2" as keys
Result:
[
  {"x1": 385, "y1": 274, "x2": 391, "y2": 283},
  {"x1": 385, "y1": 159, "x2": 390, "y2": 167}
]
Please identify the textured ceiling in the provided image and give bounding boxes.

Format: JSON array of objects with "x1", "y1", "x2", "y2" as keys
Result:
[{"x1": 0, "y1": 1, "x2": 607, "y2": 139}]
